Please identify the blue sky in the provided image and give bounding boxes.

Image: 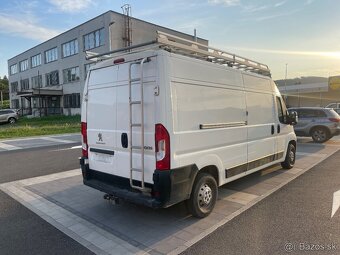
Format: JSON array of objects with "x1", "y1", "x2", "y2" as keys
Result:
[{"x1": 0, "y1": 0, "x2": 339, "y2": 80}]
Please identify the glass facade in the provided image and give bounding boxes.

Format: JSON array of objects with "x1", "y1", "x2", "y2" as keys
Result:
[
  {"x1": 45, "y1": 47, "x2": 58, "y2": 63},
  {"x1": 63, "y1": 66, "x2": 80, "y2": 83},
  {"x1": 83, "y1": 28, "x2": 105, "y2": 50},
  {"x1": 10, "y1": 64, "x2": 18, "y2": 75},
  {"x1": 20, "y1": 59, "x2": 29, "y2": 72},
  {"x1": 62, "y1": 39, "x2": 79, "y2": 58},
  {"x1": 46, "y1": 70, "x2": 59, "y2": 86},
  {"x1": 31, "y1": 54, "x2": 42, "y2": 67}
]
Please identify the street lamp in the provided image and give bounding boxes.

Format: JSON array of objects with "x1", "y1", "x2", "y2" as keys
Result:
[{"x1": 284, "y1": 63, "x2": 288, "y2": 103}]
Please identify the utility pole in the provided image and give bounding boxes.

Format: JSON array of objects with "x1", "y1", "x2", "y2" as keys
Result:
[
  {"x1": 284, "y1": 63, "x2": 288, "y2": 103},
  {"x1": 38, "y1": 70, "x2": 41, "y2": 117}
]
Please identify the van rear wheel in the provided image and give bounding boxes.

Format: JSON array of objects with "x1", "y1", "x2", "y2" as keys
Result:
[
  {"x1": 187, "y1": 173, "x2": 217, "y2": 218},
  {"x1": 281, "y1": 143, "x2": 296, "y2": 169}
]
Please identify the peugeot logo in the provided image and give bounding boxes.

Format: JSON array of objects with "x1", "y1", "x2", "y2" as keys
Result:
[{"x1": 98, "y1": 133, "x2": 103, "y2": 142}]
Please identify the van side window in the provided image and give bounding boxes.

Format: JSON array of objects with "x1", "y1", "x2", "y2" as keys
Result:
[{"x1": 276, "y1": 96, "x2": 287, "y2": 123}]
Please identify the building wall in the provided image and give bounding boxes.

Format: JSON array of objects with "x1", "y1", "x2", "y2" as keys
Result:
[
  {"x1": 285, "y1": 90, "x2": 340, "y2": 108},
  {"x1": 277, "y1": 82, "x2": 340, "y2": 108},
  {"x1": 7, "y1": 11, "x2": 208, "y2": 116}
]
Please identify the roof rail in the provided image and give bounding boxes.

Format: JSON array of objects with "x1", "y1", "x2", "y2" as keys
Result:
[{"x1": 86, "y1": 31, "x2": 271, "y2": 77}]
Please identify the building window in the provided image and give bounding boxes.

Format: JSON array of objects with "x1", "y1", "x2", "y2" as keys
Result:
[
  {"x1": 62, "y1": 39, "x2": 79, "y2": 58},
  {"x1": 63, "y1": 66, "x2": 80, "y2": 83},
  {"x1": 11, "y1": 99, "x2": 19, "y2": 109},
  {"x1": 46, "y1": 70, "x2": 59, "y2": 86},
  {"x1": 64, "y1": 93, "x2": 80, "y2": 108},
  {"x1": 31, "y1": 54, "x2": 42, "y2": 68},
  {"x1": 10, "y1": 64, "x2": 18, "y2": 75},
  {"x1": 20, "y1": 79, "x2": 30, "y2": 91},
  {"x1": 31, "y1": 75, "x2": 42, "y2": 88},
  {"x1": 11, "y1": 82, "x2": 18, "y2": 93},
  {"x1": 84, "y1": 63, "x2": 95, "y2": 79},
  {"x1": 20, "y1": 60, "x2": 29, "y2": 72},
  {"x1": 45, "y1": 47, "x2": 58, "y2": 63},
  {"x1": 83, "y1": 28, "x2": 105, "y2": 50}
]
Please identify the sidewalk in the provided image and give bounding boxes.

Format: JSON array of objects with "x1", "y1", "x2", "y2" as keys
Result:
[{"x1": 0, "y1": 133, "x2": 81, "y2": 152}]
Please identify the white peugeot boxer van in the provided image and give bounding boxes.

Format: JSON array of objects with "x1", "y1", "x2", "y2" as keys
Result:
[{"x1": 80, "y1": 32, "x2": 297, "y2": 218}]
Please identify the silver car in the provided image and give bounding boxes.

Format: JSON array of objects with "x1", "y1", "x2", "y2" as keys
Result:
[
  {"x1": 0, "y1": 109, "x2": 19, "y2": 124},
  {"x1": 288, "y1": 107, "x2": 340, "y2": 143}
]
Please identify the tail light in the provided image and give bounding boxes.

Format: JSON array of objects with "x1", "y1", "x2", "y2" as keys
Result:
[
  {"x1": 155, "y1": 124, "x2": 170, "y2": 170},
  {"x1": 81, "y1": 122, "x2": 88, "y2": 157},
  {"x1": 329, "y1": 118, "x2": 340, "y2": 123}
]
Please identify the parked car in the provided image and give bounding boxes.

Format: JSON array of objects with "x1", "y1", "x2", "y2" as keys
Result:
[
  {"x1": 288, "y1": 107, "x2": 340, "y2": 143},
  {"x1": 0, "y1": 109, "x2": 19, "y2": 124},
  {"x1": 80, "y1": 32, "x2": 298, "y2": 218},
  {"x1": 325, "y1": 102, "x2": 340, "y2": 114}
]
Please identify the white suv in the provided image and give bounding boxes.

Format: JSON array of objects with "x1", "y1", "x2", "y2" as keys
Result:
[{"x1": 0, "y1": 109, "x2": 19, "y2": 124}]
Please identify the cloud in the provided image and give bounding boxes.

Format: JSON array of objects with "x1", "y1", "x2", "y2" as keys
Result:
[
  {"x1": 48, "y1": 0, "x2": 93, "y2": 13},
  {"x1": 305, "y1": 0, "x2": 315, "y2": 5},
  {"x1": 243, "y1": 5, "x2": 269, "y2": 13},
  {"x1": 0, "y1": 13, "x2": 60, "y2": 41},
  {"x1": 255, "y1": 9, "x2": 300, "y2": 21},
  {"x1": 208, "y1": 0, "x2": 240, "y2": 7},
  {"x1": 275, "y1": 1, "x2": 287, "y2": 7}
]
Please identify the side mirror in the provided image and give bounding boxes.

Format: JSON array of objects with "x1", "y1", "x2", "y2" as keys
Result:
[{"x1": 287, "y1": 111, "x2": 298, "y2": 125}]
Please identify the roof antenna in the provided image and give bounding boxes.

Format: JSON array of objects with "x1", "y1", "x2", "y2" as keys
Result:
[{"x1": 121, "y1": 4, "x2": 132, "y2": 49}]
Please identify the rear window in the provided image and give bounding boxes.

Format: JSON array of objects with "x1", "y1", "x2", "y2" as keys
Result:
[
  {"x1": 328, "y1": 109, "x2": 340, "y2": 118},
  {"x1": 0, "y1": 110, "x2": 13, "y2": 115},
  {"x1": 297, "y1": 109, "x2": 327, "y2": 118}
]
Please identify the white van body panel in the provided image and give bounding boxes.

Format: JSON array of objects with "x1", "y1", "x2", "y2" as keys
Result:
[
  {"x1": 85, "y1": 56, "x2": 158, "y2": 183},
  {"x1": 81, "y1": 48, "x2": 296, "y2": 196}
]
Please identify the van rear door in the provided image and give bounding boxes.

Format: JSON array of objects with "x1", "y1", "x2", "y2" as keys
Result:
[
  {"x1": 87, "y1": 65, "x2": 118, "y2": 177},
  {"x1": 87, "y1": 58, "x2": 157, "y2": 184}
]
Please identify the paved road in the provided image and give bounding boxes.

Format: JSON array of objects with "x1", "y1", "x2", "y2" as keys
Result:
[
  {"x1": 0, "y1": 144, "x2": 93, "y2": 255},
  {"x1": 0, "y1": 133, "x2": 81, "y2": 152},
  {"x1": 182, "y1": 150, "x2": 340, "y2": 255},
  {"x1": 1, "y1": 136, "x2": 339, "y2": 254}
]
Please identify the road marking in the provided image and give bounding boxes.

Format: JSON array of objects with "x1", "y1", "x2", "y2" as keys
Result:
[
  {"x1": 0, "y1": 142, "x2": 21, "y2": 151},
  {"x1": 331, "y1": 190, "x2": 340, "y2": 218},
  {"x1": 220, "y1": 190, "x2": 259, "y2": 205},
  {"x1": 0, "y1": 169, "x2": 142, "y2": 255},
  {"x1": 296, "y1": 152, "x2": 327, "y2": 157},
  {"x1": 50, "y1": 145, "x2": 82, "y2": 152},
  {"x1": 41, "y1": 137, "x2": 75, "y2": 143}
]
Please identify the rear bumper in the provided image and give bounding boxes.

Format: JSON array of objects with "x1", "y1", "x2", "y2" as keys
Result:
[{"x1": 79, "y1": 157, "x2": 198, "y2": 208}]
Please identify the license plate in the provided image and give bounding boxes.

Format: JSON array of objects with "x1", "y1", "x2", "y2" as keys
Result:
[{"x1": 91, "y1": 153, "x2": 113, "y2": 164}]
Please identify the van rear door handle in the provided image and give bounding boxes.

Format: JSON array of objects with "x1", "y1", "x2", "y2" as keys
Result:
[
  {"x1": 121, "y1": 133, "x2": 128, "y2": 148},
  {"x1": 271, "y1": 125, "x2": 275, "y2": 135},
  {"x1": 277, "y1": 124, "x2": 281, "y2": 134}
]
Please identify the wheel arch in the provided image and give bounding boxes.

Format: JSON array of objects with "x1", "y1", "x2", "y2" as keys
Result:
[
  {"x1": 195, "y1": 154, "x2": 223, "y2": 186},
  {"x1": 309, "y1": 125, "x2": 330, "y2": 136}
]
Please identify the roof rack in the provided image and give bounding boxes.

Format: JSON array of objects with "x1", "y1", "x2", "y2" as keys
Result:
[{"x1": 86, "y1": 31, "x2": 271, "y2": 77}]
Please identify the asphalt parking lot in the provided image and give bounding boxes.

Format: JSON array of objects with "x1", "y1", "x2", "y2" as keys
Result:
[{"x1": 1, "y1": 136, "x2": 339, "y2": 255}]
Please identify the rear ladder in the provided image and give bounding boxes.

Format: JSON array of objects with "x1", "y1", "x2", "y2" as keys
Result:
[{"x1": 128, "y1": 57, "x2": 149, "y2": 191}]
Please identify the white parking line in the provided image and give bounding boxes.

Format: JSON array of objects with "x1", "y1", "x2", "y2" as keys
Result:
[
  {"x1": 220, "y1": 190, "x2": 259, "y2": 205},
  {"x1": 50, "y1": 145, "x2": 82, "y2": 152},
  {"x1": 296, "y1": 152, "x2": 328, "y2": 158},
  {"x1": 0, "y1": 142, "x2": 21, "y2": 151},
  {"x1": 41, "y1": 137, "x2": 75, "y2": 144}
]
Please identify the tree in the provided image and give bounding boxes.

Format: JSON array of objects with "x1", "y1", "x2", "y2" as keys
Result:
[{"x1": 0, "y1": 76, "x2": 9, "y2": 106}]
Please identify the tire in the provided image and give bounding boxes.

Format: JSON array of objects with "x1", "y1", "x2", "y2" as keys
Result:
[
  {"x1": 311, "y1": 127, "x2": 330, "y2": 143},
  {"x1": 8, "y1": 117, "x2": 16, "y2": 124},
  {"x1": 187, "y1": 173, "x2": 218, "y2": 218},
  {"x1": 281, "y1": 143, "x2": 296, "y2": 169}
]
